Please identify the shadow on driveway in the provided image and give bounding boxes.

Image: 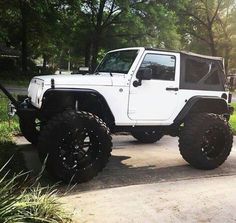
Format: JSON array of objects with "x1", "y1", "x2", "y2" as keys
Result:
[{"x1": 16, "y1": 135, "x2": 236, "y2": 193}]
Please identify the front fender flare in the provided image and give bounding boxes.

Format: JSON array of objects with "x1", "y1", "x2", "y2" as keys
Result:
[{"x1": 40, "y1": 88, "x2": 115, "y2": 126}]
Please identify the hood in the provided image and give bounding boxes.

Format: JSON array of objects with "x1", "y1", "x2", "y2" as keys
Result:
[
  {"x1": 28, "y1": 73, "x2": 129, "y2": 108},
  {"x1": 33, "y1": 73, "x2": 113, "y2": 86}
]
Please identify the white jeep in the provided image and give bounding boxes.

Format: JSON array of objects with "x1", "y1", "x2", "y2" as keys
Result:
[{"x1": 1, "y1": 47, "x2": 234, "y2": 183}]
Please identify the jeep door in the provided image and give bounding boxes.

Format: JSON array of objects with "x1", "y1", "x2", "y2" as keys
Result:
[{"x1": 128, "y1": 51, "x2": 180, "y2": 122}]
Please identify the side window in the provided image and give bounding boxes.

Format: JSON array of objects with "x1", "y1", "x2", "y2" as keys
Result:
[
  {"x1": 139, "y1": 54, "x2": 176, "y2": 81},
  {"x1": 185, "y1": 59, "x2": 209, "y2": 83},
  {"x1": 204, "y1": 65, "x2": 220, "y2": 85},
  {"x1": 185, "y1": 59, "x2": 220, "y2": 85}
]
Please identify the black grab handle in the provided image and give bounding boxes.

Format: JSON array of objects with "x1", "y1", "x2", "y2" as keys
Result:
[{"x1": 166, "y1": 87, "x2": 179, "y2": 91}]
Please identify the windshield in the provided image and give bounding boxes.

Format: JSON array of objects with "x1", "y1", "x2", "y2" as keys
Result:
[{"x1": 96, "y1": 50, "x2": 138, "y2": 74}]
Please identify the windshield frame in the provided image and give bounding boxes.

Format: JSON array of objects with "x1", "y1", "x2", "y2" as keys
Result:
[{"x1": 95, "y1": 49, "x2": 139, "y2": 74}]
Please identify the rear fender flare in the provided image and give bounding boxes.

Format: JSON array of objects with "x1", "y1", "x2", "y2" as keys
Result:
[{"x1": 174, "y1": 96, "x2": 228, "y2": 124}]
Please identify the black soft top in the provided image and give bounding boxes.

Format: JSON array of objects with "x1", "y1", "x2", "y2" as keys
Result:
[
  {"x1": 145, "y1": 47, "x2": 225, "y2": 91},
  {"x1": 145, "y1": 48, "x2": 223, "y2": 61}
]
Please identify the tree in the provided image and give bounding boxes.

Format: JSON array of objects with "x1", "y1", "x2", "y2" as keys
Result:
[
  {"x1": 0, "y1": 0, "x2": 67, "y2": 74},
  {"x1": 70, "y1": 0, "x2": 183, "y2": 70},
  {"x1": 179, "y1": 0, "x2": 236, "y2": 71}
]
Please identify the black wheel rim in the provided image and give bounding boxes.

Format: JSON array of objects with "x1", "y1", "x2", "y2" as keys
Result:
[
  {"x1": 58, "y1": 127, "x2": 100, "y2": 171},
  {"x1": 201, "y1": 127, "x2": 226, "y2": 160},
  {"x1": 35, "y1": 119, "x2": 41, "y2": 132},
  {"x1": 144, "y1": 130, "x2": 156, "y2": 136}
]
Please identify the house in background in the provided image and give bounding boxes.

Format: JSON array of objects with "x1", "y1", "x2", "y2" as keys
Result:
[{"x1": 0, "y1": 44, "x2": 20, "y2": 74}]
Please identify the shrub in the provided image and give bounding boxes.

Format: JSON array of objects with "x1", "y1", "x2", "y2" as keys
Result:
[{"x1": 0, "y1": 164, "x2": 72, "y2": 223}]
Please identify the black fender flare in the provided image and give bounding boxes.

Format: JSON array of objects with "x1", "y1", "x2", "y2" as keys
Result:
[
  {"x1": 40, "y1": 88, "x2": 115, "y2": 126},
  {"x1": 174, "y1": 96, "x2": 229, "y2": 124}
]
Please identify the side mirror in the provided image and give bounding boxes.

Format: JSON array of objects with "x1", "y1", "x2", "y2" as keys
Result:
[
  {"x1": 137, "y1": 68, "x2": 152, "y2": 80},
  {"x1": 133, "y1": 68, "x2": 152, "y2": 87}
]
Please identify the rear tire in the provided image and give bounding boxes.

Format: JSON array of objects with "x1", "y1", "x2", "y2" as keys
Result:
[
  {"x1": 131, "y1": 130, "x2": 163, "y2": 143},
  {"x1": 179, "y1": 113, "x2": 233, "y2": 170},
  {"x1": 37, "y1": 111, "x2": 112, "y2": 183}
]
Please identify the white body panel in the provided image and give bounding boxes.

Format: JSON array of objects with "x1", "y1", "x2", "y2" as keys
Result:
[
  {"x1": 28, "y1": 76, "x2": 136, "y2": 126},
  {"x1": 28, "y1": 47, "x2": 227, "y2": 127},
  {"x1": 128, "y1": 51, "x2": 180, "y2": 123}
]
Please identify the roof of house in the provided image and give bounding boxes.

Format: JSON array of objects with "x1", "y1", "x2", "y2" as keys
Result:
[{"x1": 0, "y1": 44, "x2": 20, "y2": 58}]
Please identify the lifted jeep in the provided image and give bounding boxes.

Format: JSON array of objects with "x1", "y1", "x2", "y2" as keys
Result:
[{"x1": 0, "y1": 47, "x2": 234, "y2": 183}]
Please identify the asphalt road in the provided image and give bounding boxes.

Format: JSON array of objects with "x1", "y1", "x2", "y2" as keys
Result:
[
  {"x1": 17, "y1": 135, "x2": 236, "y2": 223},
  {"x1": 5, "y1": 86, "x2": 28, "y2": 95}
]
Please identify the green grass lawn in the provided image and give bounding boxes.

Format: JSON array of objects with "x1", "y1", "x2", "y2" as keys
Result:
[
  {"x1": 229, "y1": 102, "x2": 236, "y2": 134},
  {"x1": 0, "y1": 94, "x2": 19, "y2": 142},
  {"x1": 0, "y1": 93, "x2": 22, "y2": 172}
]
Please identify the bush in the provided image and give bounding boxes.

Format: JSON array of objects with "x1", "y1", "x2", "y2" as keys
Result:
[{"x1": 0, "y1": 166, "x2": 72, "y2": 223}]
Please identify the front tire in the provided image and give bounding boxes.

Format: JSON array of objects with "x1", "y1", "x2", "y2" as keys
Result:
[
  {"x1": 131, "y1": 130, "x2": 163, "y2": 143},
  {"x1": 19, "y1": 117, "x2": 40, "y2": 145},
  {"x1": 179, "y1": 113, "x2": 233, "y2": 170},
  {"x1": 37, "y1": 111, "x2": 112, "y2": 183}
]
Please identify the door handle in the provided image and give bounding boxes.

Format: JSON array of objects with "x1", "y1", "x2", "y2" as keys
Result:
[{"x1": 166, "y1": 87, "x2": 179, "y2": 91}]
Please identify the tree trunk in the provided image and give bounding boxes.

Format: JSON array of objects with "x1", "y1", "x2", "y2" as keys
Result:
[
  {"x1": 208, "y1": 27, "x2": 217, "y2": 56},
  {"x1": 91, "y1": 34, "x2": 101, "y2": 72},
  {"x1": 90, "y1": 0, "x2": 105, "y2": 72},
  {"x1": 224, "y1": 45, "x2": 231, "y2": 75},
  {"x1": 19, "y1": 0, "x2": 28, "y2": 74},
  {"x1": 84, "y1": 40, "x2": 92, "y2": 69},
  {"x1": 43, "y1": 54, "x2": 47, "y2": 73}
]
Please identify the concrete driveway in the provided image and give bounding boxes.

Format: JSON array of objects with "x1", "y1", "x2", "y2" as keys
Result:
[
  {"x1": 58, "y1": 135, "x2": 236, "y2": 223},
  {"x1": 18, "y1": 135, "x2": 236, "y2": 223}
]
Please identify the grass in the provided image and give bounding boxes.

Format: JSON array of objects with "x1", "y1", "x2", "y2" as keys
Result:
[
  {"x1": 0, "y1": 94, "x2": 23, "y2": 173},
  {"x1": 0, "y1": 94, "x2": 19, "y2": 135},
  {"x1": 229, "y1": 102, "x2": 236, "y2": 134}
]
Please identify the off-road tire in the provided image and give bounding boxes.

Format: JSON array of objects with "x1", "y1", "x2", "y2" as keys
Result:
[
  {"x1": 19, "y1": 117, "x2": 39, "y2": 145},
  {"x1": 37, "y1": 110, "x2": 112, "y2": 183},
  {"x1": 131, "y1": 131, "x2": 163, "y2": 143},
  {"x1": 179, "y1": 113, "x2": 233, "y2": 170}
]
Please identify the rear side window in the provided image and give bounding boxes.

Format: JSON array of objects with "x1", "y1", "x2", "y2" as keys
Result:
[
  {"x1": 185, "y1": 59, "x2": 209, "y2": 83},
  {"x1": 204, "y1": 69, "x2": 220, "y2": 85},
  {"x1": 185, "y1": 59, "x2": 220, "y2": 85},
  {"x1": 180, "y1": 55, "x2": 225, "y2": 91},
  {"x1": 140, "y1": 54, "x2": 176, "y2": 81}
]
